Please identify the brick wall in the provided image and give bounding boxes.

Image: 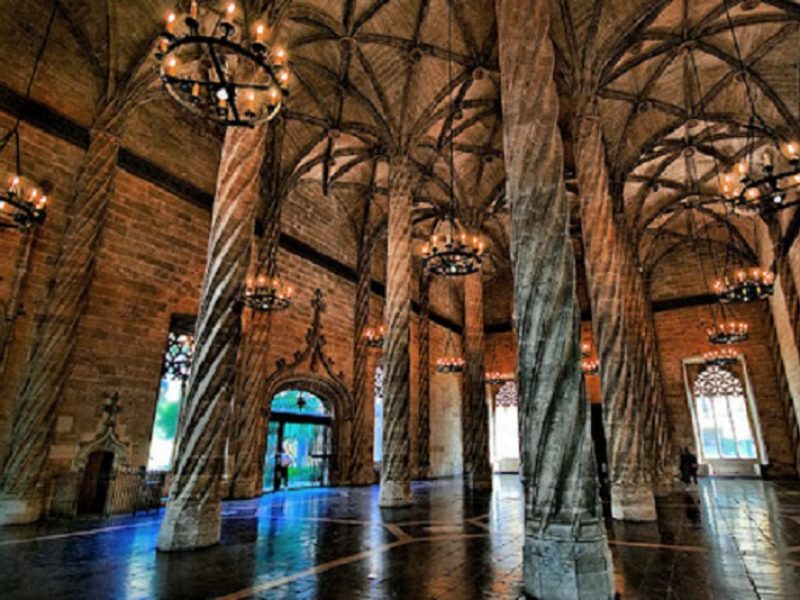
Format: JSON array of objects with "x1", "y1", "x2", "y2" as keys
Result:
[{"x1": 0, "y1": 115, "x2": 466, "y2": 489}]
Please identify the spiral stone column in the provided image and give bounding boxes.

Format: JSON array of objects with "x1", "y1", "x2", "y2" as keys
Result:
[
  {"x1": 228, "y1": 178, "x2": 282, "y2": 499},
  {"x1": 379, "y1": 155, "x2": 414, "y2": 508},
  {"x1": 462, "y1": 272, "x2": 492, "y2": 490},
  {"x1": 349, "y1": 217, "x2": 376, "y2": 485},
  {"x1": 496, "y1": 1, "x2": 614, "y2": 597},
  {"x1": 158, "y1": 124, "x2": 265, "y2": 550},
  {"x1": 0, "y1": 111, "x2": 124, "y2": 525},
  {"x1": 576, "y1": 114, "x2": 658, "y2": 521},
  {"x1": 417, "y1": 271, "x2": 432, "y2": 480}
]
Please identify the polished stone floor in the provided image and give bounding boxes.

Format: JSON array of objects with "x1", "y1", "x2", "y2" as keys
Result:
[{"x1": 0, "y1": 476, "x2": 799, "y2": 598}]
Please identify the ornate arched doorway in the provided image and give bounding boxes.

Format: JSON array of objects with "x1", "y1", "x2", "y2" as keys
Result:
[{"x1": 263, "y1": 389, "x2": 334, "y2": 491}]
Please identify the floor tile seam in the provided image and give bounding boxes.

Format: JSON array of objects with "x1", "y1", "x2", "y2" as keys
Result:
[{"x1": 214, "y1": 532, "x2": 492, "y2": 599}]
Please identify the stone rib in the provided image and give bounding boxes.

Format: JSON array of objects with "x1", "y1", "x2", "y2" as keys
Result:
[
  {"x1": 0, "y1": 126, "x2": 121, "y2": 523},
  {"x1": 379, "y1": 156, "x2": 414, "y2": 508},
  {"x1": 462, "y1": 272, "x2": 491, "y2": 489},
  {"x1": 416, "y1": 271, "x2": 431, "y2": 479},
  {"x1": 158, "y1": 124, "x2": 265, "y2": 550},
  {"x1": 496, "y1": 0, "x2": 613, "y2": 597},
  {"x1": 577, "y1": 115, "x2": 657, "y2": 520}
]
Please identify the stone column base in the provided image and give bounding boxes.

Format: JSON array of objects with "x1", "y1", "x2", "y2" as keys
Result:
[
  {"x1": 611, "y1": 483, "x2": 657, "y2": 521},
  {"x1": 157, "y1": 498, "x2": 222, "y2": 552},
  {"x1": 524, "y1": 528, "x2": 614, "y2": 599},
  {"x1": 653, "y1": 476, "x2": 674, "y2": 498},
  {"x1": 378, "y1": 479, "x2": 412, "y2": 508},
  {"x1": 0, "y1": 494, "x2": 43, "y2": 526}
]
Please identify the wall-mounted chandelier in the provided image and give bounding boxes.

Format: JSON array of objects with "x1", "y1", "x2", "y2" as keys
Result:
[
  {"x1": 707, "y1": 320, "x2": 749, "y2": 345},
  {"x1": 714, "y1": 268, "x2": 774, "y2": 303},
  {"x1": 436, "y1": 331, "x2": 464, "y2": 374},
  {"x1": 362, "y1": 325, "x2": 385, "y2": 348},
  {"x1": 421, "y1": 0, "x2": 485, "y2": 278},
  {"x1": 243, "y1": 247, "x2": 292, "y2": 312},
  {"x1": 703, "y1": 348, "x2": 739, "y2": 367},
  {"x1": 156, "y1": 1, "x2": 290, "y2": 127}
]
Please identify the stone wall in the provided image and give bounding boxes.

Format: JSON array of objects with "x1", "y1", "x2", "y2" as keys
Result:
[{"x1": 0, "y1": 114, "x2": 466, "y2": 505}]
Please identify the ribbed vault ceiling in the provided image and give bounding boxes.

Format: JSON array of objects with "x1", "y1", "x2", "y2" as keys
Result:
[{"x1": 9, "y1": 0, "x2": 800, "y2": 293}]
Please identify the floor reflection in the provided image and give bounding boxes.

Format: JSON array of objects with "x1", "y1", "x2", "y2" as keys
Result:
[{"x1": 0, "y1": 476, "x2": 798, "y2": 598}]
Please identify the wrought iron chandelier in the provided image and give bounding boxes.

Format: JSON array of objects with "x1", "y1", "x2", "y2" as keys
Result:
[
  {"x1": 484, "y1": 371, "x2": 513, "y2": 386},
  {"x1": 706, "y1": 320, "x2": 749, "y2": 345},
  {"x1": 421, "y1": 0, "x2": 485, "y2": 277},
  {"x1": 243, "y1": 247, "x2": 293, "y2": 312},
  {"x1": 703, "y1": 347, "x2": 739, "y2": 367},
  {"x1": 436, "y1": 331, "x2": 464, "y2": 374},
  {"x1": 581, "y1": 358, "x2": 599, "y2": 376},
  {"x1": 715, "y1": 1, "x2": 800, "y2": 214},
  {"x1": 1, "y1": 5, "x2": 55, "y2": 233},
  {"x1": 362, "y1": 325, "x2": 385, "y2": 348},
  {"x1": 714, "y1": 268, "x2": 774, "y2": 303},
  {"x1": 1, "y1": 169, "x2": 48, "y2": 232},
  {"x1": 157, "y1": 1, "x2": 290, "y2": 127}
]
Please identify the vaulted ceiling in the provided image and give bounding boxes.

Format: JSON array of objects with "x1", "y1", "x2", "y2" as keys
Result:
[{"x1": 4, "y1": 0, "x2": 800, "y2": 306}]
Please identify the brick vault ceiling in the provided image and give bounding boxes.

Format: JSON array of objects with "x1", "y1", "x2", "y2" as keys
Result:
[{"x1": 11, "y1": 0, "x2": 800, "y2": 281}]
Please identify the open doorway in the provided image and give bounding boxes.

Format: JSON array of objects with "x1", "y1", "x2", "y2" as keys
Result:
[{"x1": 263, "y1": 390, "x2": 333, "y2": 492}]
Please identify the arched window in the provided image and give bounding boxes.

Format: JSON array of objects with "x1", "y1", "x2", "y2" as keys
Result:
[
  {"x1": 147, "y1": 331, "x2": 194, "y2": 471},
  {"x1": 492, "y1": 381, "x2": 519, "y2": 470},
  {"x1": 692, "y1": 366, "x2": 757, "y2": 461},
  {"x1": 373, "y1": 366, "x2": 384, "y2": 464}
]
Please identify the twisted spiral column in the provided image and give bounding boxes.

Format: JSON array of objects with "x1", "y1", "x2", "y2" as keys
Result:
[
  {"x1": 228, "y1": 181, "x2": 282, "y2": 500},
  {"x1": 349, "y1": 223, "x2": 375, "y2": 484},
  {"x1": 416, "y1": 271, "x2": 431, "y2": 480},
  {"x1": 462, "y1": 272, "x2": 492, "y2": 490},
  {"x1": 496, "y1": 0, "x2": 614, "y2": 596},
  {"x1": 0, "y1": 119, "x2": 122, "y2": 525},
  {"x1": 158, "y1": 124, "x2": 265, "y2": 550},
  {"x1": 379, "y1": 155, "x2": 414, "y2": 508},
  {"x1": 576, "y1": 114, "x2": 658, "y2": 520}
]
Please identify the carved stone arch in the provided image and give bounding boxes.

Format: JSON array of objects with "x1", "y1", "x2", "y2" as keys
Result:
[{"x1": 261, "y1": 290, "x2": 355, "y2": 485}]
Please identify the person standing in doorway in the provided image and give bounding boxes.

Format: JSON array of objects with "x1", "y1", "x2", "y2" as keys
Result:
[{"x1": 275, "y1": 444, "x2": 294, "y2": 491}]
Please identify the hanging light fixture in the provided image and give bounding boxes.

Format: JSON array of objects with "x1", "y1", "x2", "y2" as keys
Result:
[
  {"x1": 362, "y1": 325, "x2": 385, "y2": 348},
  {"x1": 243, "y1": 247, "x2": 293, "y2": 312},
  {"x1": 1, "y1": 5, "x2": 55, "y2": 233},
  {"x1": 703, "y1": 347, "x2": 739, "y2": 367},
  {"x1": 713, "y1": 268, "x2": 774, "y2": 303},
  {"x1": 715, "y1": 1, "x2": 800, "y2": 214},
  {"x1": 156, "y1": 1, "x2": 289, "y2": 127},
  {"x1": 436, "y1": 331, "x2": 464, "y2": 374},
  {"x1": 0, "y1": 169, "x2": 48, "y2": 232},
  {"x1": 581, "y1": 358, "x2": 600, "y2": 376},
  {"x1": 421, "y1": 0, "x2": 485, "y2": 277},
  {"x1": 706, "y1": 320, "x2": 749, "y2": 345}
]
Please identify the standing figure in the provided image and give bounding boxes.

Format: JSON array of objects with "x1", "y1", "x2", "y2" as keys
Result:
[
  {"x1": 274, "y1": 444, "x2": 294, "y2": 491},
  {"x1": 679, "y1": 447, "x2": 699, "y2": 486}
]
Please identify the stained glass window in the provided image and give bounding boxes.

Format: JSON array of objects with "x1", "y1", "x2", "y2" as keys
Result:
[
  {"x1": 271, "y1": 390, "x2": 329, "y2": 416},
  {"x1": 692, "y1": 365, "x2": 757, "y2": 461},
  {"x1": 493, "y1": 381, "x2": 519, "y2": 464},
  {"x1": 373, "y1": 366, "x2": 384, "y2": 463},
  {"x1": 147, "y1": 330, "x2": 194, "y2": 471}
]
